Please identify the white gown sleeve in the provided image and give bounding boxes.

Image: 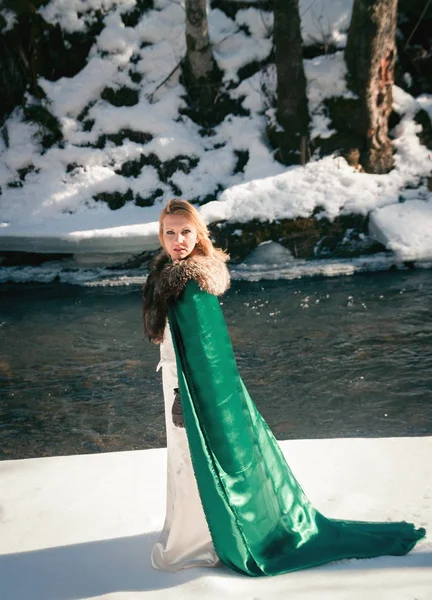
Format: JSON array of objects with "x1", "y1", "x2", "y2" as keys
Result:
[{"x1": 151, "y1": 322, "x2": 220, "y2": 571}]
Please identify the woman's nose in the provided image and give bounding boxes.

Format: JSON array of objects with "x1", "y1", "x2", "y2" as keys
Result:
[{"x1": 175, "y1": 232, "x2": 184, "y2": 242}]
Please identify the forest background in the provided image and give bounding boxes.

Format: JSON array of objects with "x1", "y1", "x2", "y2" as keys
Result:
[{"x1": 0, "y1": 0, "x2": 431, "y2": 272}]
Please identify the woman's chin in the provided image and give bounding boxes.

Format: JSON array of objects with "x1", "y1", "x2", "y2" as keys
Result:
[{"x1": 171, "y1": 250, "x2": 190, "y2": 261}]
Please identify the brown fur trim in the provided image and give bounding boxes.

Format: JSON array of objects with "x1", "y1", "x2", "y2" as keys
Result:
[
  {"x1": 142, "y1": 249, "x2": 230, "y2": 343},
  {"x1": 142, "y1": 270, "x2": 167, "y2": 345}
]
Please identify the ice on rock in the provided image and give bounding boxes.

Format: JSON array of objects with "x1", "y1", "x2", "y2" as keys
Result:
[{"x1": 243, "y1": 241, "x2": 295, "y2": 267}]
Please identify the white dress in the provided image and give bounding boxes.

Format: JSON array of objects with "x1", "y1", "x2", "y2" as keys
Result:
[{"x1": 151, "y1": 323, "x2": 220, "y2": 571}]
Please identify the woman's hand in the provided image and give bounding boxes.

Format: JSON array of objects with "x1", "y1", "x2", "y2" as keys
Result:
[{"x1": 172, "y1": 388, "x2": 184, "y2": 428}]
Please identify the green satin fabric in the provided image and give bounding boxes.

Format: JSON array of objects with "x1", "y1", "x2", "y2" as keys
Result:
[{"x1": 168, "y1": 281, "x2": 426, "y2": 576}]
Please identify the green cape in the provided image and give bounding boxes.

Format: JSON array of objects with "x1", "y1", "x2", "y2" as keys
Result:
[{"x1": 168, "y1": 280, "x2": 425, "y2": 576}]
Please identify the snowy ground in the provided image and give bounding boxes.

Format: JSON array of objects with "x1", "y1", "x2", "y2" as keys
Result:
[
  {"x1": 0, "y1": 437, "x2": 431, "y2": 600},
  {"x1": 0, "y1": 0, "x2": 431, "y2": 267}
]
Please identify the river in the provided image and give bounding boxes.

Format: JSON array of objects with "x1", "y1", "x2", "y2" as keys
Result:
[{"x1": 1, "y1": 267, "x2": 431, "y2": 459}]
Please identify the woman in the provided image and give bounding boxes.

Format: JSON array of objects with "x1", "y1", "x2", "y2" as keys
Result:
[
  {"x1": 143, "y1": 199, "x2": 425, "y2": 576},
  {"x1": 143, "y1": 198, "x2": 227, "y2": 571}
]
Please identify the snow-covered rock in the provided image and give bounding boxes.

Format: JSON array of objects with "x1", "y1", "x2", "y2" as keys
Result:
[{"x1": 369, "y1": 200, "x2": 432, "y2": 262}]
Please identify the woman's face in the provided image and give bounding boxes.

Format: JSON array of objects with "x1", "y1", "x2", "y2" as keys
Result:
[{"x1": 162, "y1": 214, "x2": 199, "y2": 261}]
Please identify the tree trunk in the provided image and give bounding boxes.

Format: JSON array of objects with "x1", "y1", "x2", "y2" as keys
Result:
[
  {"x1": 183, "y1": 0, "x2": 221, "y2": 122},
  {"x1": 273, "y1": 0, "x2": 310, "y2": 165},
  {"x1": 345, "y1": 0, "x2": 398, "y2": 173}
]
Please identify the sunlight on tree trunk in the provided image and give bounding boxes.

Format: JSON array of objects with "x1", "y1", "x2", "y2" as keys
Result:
[{"x1": 345, "y1": 0, "x2": 398, "y2": 174}]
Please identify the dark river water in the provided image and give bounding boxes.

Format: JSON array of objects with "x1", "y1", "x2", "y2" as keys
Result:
[{"x1": 1, "y1": 268, "x2": 431, "y2": 460}]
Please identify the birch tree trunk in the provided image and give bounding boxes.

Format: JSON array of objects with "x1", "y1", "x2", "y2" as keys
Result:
[
  {"x1": 344, "y1": 0, "x2": 398, "y2": 173},
  {"x1": 183, "y1": 0, "x2": 221, "y2": 122},
  {"x1": 272, "y1": 0, "x2": 310, "y2": 165}
]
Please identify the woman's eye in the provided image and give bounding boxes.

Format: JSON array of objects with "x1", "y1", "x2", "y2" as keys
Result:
[{"x1": 182, "y1": 229, "x2": 191, "y2": 234}]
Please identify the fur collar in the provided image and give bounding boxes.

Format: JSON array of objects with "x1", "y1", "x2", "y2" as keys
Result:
[{"x1": 143, "y1": 249, "x2": 230, "y2": 343}]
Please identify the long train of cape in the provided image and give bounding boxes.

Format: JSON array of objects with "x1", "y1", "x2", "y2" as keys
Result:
[{"x1": 168, "y1": 280, "x2": 426, "y2": 576}]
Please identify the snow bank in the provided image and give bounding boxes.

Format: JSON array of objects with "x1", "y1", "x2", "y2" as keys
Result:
[
  {"x1": 0, "y1": 203, "x2": 161, "y2": 253},
  {"x1": 0, "y1": 437, "x2": 431, "y2": 599},
  {"x1": 369, "y1": 200, "x2": 432, "y2": 262}
]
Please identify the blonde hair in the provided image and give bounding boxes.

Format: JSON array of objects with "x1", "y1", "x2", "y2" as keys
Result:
[{"x1": 159, "y1": 199, "x2": 229, "y2": 261}]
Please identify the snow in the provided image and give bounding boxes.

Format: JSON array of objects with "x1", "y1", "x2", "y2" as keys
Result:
[
  {"x1": 235, "y1": 7, "x2": 273, "y2": 39},
  {"x1": 369, "y1": 200, "x2": 432, "y2": 262},
  {"x1": 39, "y1": 57, "x2": 119, "y2": 119},
  {"x1": 0, "y1": 437, "x2": 431, "y2": 599},
  {"x1": 210, "y1": 7, "x2": 273, "y2": 83},
  {"x1": 39, "y1": 0, "x2": 136, "y2": 33},
  {"x1": 0, "y1": 8, "x2": 17, "y2": 33},
  {"x1": 0, "y1": 203, "x2": 161, "y2": 254},
  {"x1": 300, "y1": 0, "x2": 352, "y2": 47},
  {"x1": 200, "y1": 155, "x2": 388, "y2": 223},
  {"x1": 97, "y1": 13, "x2": 138, "y2": 55},
  {"x1": 417, "y1": 94, "x2": 432, "y2": 121},
  {"x1": 86, "y1": 96, "x2": 188, "y2": 145},
  {"x1": 1, "y1": 113, "x2": 41, "y2": 174},
  {"x1": 304, "y1": 51, "x2": 357, "y2": 140},
  {"x1": 0, "y1": 0, "x2": 431, "y2": 269},
  {"x1": 136, "y1": 2, "x2": 184, "y2": 50}
]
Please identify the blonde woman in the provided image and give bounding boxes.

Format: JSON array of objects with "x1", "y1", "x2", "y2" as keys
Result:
[
  {"x1": 143, "y1": 199, "x2": 425, "y2": 576},
  {"x1": 143, "y1": 199, "x2": 228, "y2": 571}
]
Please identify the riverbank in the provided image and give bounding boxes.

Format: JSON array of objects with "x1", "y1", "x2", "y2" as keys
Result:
[{"x1": 0, "y1": 437, "x2": 431, "y2": 600}]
